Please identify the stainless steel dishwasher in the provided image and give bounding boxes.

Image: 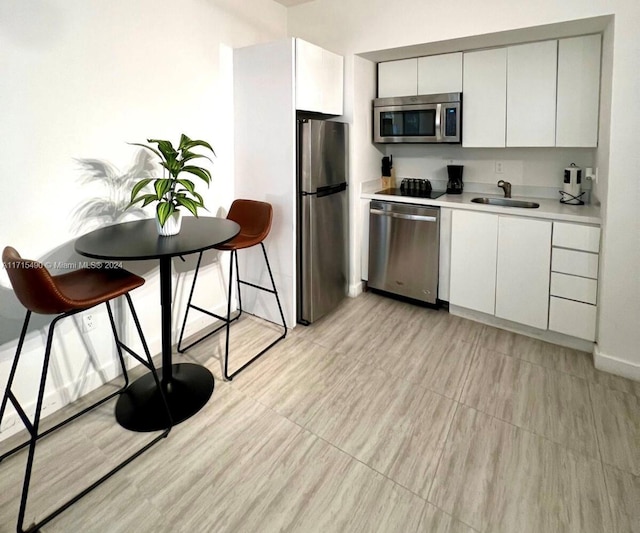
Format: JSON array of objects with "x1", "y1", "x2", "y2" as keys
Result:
[{"x1": 368, "y1": 200, "x2": 440, "y2": 304}]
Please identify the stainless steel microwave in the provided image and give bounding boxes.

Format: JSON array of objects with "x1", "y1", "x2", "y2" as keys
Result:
[{"x1": 373, "y1": 93, "x2": 461, "y2": 143}]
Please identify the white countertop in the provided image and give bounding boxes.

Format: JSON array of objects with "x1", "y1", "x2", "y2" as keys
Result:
[{"x1": 361, "y1": 182, "x2": 601, "y2": 225}]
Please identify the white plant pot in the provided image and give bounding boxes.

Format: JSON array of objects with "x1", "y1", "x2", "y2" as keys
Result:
[{"x1": 156, "y1": 210, "x2": 182, "y2": 236}]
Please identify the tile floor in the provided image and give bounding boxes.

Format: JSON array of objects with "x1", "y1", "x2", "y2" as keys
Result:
[{"x1": 0, "y1": 291, "x2": 638, "y2": 532}]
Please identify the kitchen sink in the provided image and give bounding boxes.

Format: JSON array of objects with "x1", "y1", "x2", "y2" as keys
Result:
[{"x1": 471, "y1": 197, "x2": 540, "y2": 208}]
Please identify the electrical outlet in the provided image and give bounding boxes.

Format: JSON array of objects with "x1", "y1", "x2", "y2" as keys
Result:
[
  {"x1": 82, "y1": 314, "x2": 96, "y2": 332},
  {"x1": 495, "y1": 161, "x2": 504, "y2": 174}
]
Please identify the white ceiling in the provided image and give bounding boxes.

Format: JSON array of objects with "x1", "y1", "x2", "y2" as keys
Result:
[{"x1": 273, "y1": 0, "x2": 315, "y2": 6}]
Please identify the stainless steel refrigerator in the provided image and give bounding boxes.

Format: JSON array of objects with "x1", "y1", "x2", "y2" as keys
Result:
[{"x1": 297, "y1": 118, "x2": 349, "y2": 325}]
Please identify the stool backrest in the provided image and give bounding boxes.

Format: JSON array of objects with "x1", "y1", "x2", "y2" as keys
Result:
[
  {"x1": 2, "y1": 246, "x2": 70, "y2": 314},
  {"x1": 227, "y1": 199, "x2": 272, "y2": 241}
]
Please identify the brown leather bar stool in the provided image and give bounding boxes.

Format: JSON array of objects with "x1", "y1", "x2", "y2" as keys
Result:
[
  {"x1": 177, "y1": 199, "x2": 287, "y2": 380},
  {"x1": 0, "y1": 247, "x2": 172, "y2": 533}
]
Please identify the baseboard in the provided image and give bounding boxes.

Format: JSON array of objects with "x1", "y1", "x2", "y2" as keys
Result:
[
  {"x1": 449, "y1": 304, "x2": 595, "y2": 353},
  {"x1": 594, "y1": 345, "x2": 640, "y2": 381}
]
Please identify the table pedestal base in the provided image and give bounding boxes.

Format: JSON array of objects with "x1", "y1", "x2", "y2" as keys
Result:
[{"x1": 115, "y1": 363, "x2": 214, "y2": 432}]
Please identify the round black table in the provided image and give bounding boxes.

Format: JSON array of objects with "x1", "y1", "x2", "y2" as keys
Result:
[{"x1": 75, "y1": 217, "x2": 240, "y2": 432}]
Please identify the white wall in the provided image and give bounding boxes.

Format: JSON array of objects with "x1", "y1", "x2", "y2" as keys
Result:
[
  {"x1": 0, "y1": 0, "x2": 287, "y2": 440},
  {"x1": 287, "y1": 0, "x2": 640, "y2": 379}
]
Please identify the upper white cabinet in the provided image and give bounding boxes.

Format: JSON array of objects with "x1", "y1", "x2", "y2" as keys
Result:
[
  {"x1": 378, "y1": 53, "x2": 462, "y2": 98},
  {"x1": 378, "y1": 58, "x2": 418, "y2": 98},
  {"x1": 417, "y1": 53, "x2": 462, "y2": 94},
  {"x1": 462, "y1": 35, "x2": 601, "y2": 148},
  {"x1": 295, "y1": 38, "x2": 344, "y2": 115},
  {"x1": 495, "y1": 216, "x2": 552, "y2": 329},
  {"x1": 556, "y1": 35, "x2": 601, "y2": 147},
  {"x1": 507, "y1": 40, "x2": 558, "y2": 147},
  {"x1": 462, "y1": 48, "x2": 507, "y2": 147}
]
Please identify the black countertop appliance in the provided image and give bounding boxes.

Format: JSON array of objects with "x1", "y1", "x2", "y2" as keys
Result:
[{"x1": 446, "y1": 165, "x2": 464, "y2": 194}]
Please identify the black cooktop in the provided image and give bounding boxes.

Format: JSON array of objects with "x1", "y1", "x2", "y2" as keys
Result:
[{"x1": 377, "y1": 188, "x2": 446, "y2": 200}]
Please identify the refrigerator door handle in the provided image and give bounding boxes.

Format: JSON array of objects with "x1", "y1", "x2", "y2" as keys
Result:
[{"x1": 317, "y1": 182, "x2": 347, "y2": 197}]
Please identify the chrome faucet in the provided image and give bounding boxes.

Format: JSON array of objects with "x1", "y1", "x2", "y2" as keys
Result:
[{"x1": 497, "y1": 180, "x2": 512, "y2": 198}]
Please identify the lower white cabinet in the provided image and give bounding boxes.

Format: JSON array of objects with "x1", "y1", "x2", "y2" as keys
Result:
[
  {"x1": 451, "y1": 211, "x2": 551, "y2": 329},
  {"x1": 549, "y1": 296, "x2": 597, "y2": 341},
  {"x1": 450, "y1": 210, "x2": 498, "y2": 315},
  {"x1": 495, "y1": 216, "x2": 552, "y2": 329},
  {"x1": 548, "y1": 221, "x2": 600, "y2": 340}
]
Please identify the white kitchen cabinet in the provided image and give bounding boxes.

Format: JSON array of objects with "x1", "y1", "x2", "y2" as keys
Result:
[
  {"x1": 378, "y1": 53, "x2": 462, "y2": 98},
  {"x1": 417, "y1": 52, "x2": 462, "y2": 94},
  {"x1": 462, "y1": 48, "x2": 507, "y2": 147},
  {"x1": 556, "y1": 35, "x2": 601, "y2": 147},
  {"x1": 549, "y1": 296, "x2": 597, "y2": 341},
  {"x1": 553, "y1": 221, "x2": 601, "y2": 253},
  {"x1": 507, "y1": 40, "x2": 558, "y2": 147},
  {"x1": 548, "y1": 221, "x2": 600, "y2": 341},
  {"x1": 321, "y1": 48, "x2": 345, "y2": 115},
  {"x1": 234, "y1": 38, "x2": 344, "y2": 328},
  {"x1": 495, "y1": 216, "x2": 552, "y2": 329},
  {"x1": 378, "y1": 58, "x2": 418, "y2": 98},
  {"x1": 450, "y1": 210, "x2": 498, "y2": 315},
  {"x1": 551, "y1": 248, "x2": 599, "y2": 279},
  {"x1": 451, "y1": 211, "x2": 551, "y2": 330},
  {"x1": 550, "y1": 272, "x2": 597, "y2": 305},
  {"x1": 295, "y1": 38, "x2": 344, "y2": 115}
]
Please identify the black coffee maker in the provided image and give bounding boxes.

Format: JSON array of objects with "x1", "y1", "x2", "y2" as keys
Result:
[{"x1": 446, "y1": 165, "x2": 464, "y2": 194}]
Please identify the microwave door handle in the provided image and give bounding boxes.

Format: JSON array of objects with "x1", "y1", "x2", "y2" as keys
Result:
[{"x1": 435, "y1": 103, "x2": 443, "y2": 142}]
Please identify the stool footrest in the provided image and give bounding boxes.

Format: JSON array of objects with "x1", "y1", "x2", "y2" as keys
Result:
[{"x1": 238, "y1": 279, "x2": 276, "y2": 294}]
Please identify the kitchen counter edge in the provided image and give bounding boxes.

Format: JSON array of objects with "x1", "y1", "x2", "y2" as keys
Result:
[{"x1": 360, "y1": 191, "x2": 601, "y2": 225}]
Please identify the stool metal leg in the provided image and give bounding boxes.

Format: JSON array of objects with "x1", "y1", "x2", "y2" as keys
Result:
[
  {"x1": 0, "y1": 310, "x2": 31, "y2": 443},
  {"x1": 1, "y1": 299, "x2": 172, "y2": 533},
  {"x1": 177, "y1": 251, "x2": 242, "y2": 353},
  {"x1": 223, "y1": 243, "x2": 288, "y2": 381}
]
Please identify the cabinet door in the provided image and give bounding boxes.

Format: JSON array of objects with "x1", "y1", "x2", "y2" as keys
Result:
[
  {"x1": 378, "y1": 58, "x2": 418, "y2": 97},
  {"x1": 495, "y1": 216, "x2": 552, "y2": 329},
  {"x1": 556, "y1": 35, "x2": 601, "y2": 147},
  {"x1": 322, "y1": 49, "x2": 344, "y2": 115},
  {"x1": 450, "y1": 210, "x2": 498, "y2": 314},
  {"x1": 417, "y1": 52, "x2": 462, "y2": 94},
  {"x1": 296, "y1": 39, "x2": 344, "y2": 115},
  {"x1": 462, "y1": 48, "x2": 507, "y2": 147},
  {"x1": 507, "y1": 40, "x2": 558, "y2": 147},
  {"x1": 296, "y1": 39, "x2": 323, "y2": 112}
]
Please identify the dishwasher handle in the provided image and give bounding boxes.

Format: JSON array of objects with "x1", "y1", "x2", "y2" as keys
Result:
[{"x1": 370, "y1": 208, "x2": 437, "y2": 222}]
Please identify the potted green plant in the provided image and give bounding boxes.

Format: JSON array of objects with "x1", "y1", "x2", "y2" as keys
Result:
[{"x1": 127, "y1": 134, "x2": 215, "y2": 236}]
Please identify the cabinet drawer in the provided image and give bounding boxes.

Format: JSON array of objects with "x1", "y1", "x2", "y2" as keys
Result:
[
  {"x1": 551, "y1": 248, "x2": 598, "y2": 278},
  {"x1": 553, "y1": 222, "x2": 600, "y2": 252},
  {"x1": 549, "y1": 296, "x2": 596, "y2": 341},
  {"x1": 550, "y1": 272, "x2": 597, "y2": 305}
]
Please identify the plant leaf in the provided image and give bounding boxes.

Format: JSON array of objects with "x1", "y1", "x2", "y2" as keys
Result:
[
  {"x1": 175, "y1": 196, "x2": 200, "y2": 217},
  {"x1": 127, "y1": 193, "x2": 157, "y2": 209},
  {"x1": 181, "y1": 138, "x2": 216, "y2": 156},
  {"x1": 180, "y1": 152, "x2": 214, "y2": 164},
  {"x1": 154, "y1": 178, "x2": 173, "y2": 199},
  {"x1": 176, "y1": 179, "x2": 195, "y2": 193},
  {"x1": 156, "y1": 202, "x2": 175, "y2": 227},
  {"x1": 141, "y1": 195, "x2": 157, "y2": 207},
  {"x1": 128, "y1": 142, "x2": 164, "y2": 161},
  {"x1": 178, "y1": 134, "x2": 192, "y2": 151},
  {"x1": 130, "y1": 178, "x2": 153, "y2": 201},
  {"x1": 192, "y1": 191, "x2": 204, "y2": 206},
  {"x1": 148, "y1": 139, "x2": 178, "y2": 161},
  {"x1": 181, "y1": 166, "x2": 211, "y2": 184}
]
